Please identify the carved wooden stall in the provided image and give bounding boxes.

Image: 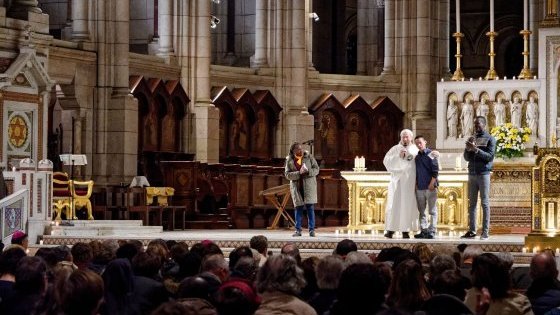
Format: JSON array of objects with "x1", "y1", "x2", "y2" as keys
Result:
[
  {"x1": 213, "y1": 87, "x2": 283, "y2": 165},
  {"x1": 130, "y1": 76, "x2": 192, "y2": 186},
  {"x1": 310, "y1": 94, "x2": 403, "y2": 170}
]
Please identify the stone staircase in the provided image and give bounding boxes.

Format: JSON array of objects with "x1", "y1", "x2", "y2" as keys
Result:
[{"x1": 44, "y1": 220, "x2": 163, "y2": 238}]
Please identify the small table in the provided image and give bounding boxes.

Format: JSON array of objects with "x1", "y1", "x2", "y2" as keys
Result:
[
  {"x1": 145, "y1": 187, "x2": 175, "y2": 206},
  {"x1": 260, "y1": 184, "x2": 295, "y2": 229}
]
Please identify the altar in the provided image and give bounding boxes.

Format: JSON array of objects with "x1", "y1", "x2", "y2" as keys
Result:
[{"x1": 341, "y1": 170, "x2": 475, "y2": 233}]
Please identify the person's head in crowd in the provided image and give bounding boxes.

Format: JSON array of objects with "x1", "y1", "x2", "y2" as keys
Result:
[
  {"x1": 462, "y1": 245, "x2": 483, "y2": 266},
  {"x1": 431, "y1": 269, "x2": 468, "y2": 301},
  {"x1": 530, "y1": 251, "x2": 558, "y2": 280},
  {"x1": 176, "y1": 252, "x2": 202, "y2": 281},
  {"x1": 413, "y1": 243, "x2": 434, "y2": 266},
  {"x1": 250, "y1": 248, "x2": 263, "y2": 266},
  {"x1": 250, "y1": 235, "x2": 268, "y2": 256},
  {"x1": 170, "y1": 242, "x2": 190, "y2": 261},
  {"x1": 495, "y1": 251, "x2": 514, "y2": 271},
  {"x1": 189, "y1": 242, "x2": 205, "y2": 258},
  {"x1": 228, "y1": 246, "x2": 253, "y2": 270},
  {"x1": 116, "y1": 242, "x2": 139, "y2": 262},
  {"x1": 230, "y1": 256, "x2": 258, "y2": 282},
  {"x1": 334, "y1": 238, "x2": 358, "y2": 258},
  {"x1": 315, "y1": 255, "x2": 345, "y2": 290},
  {"x1": 429, "y1": 254, "x2": 457, "y2": 282},
  {"x1": 300, "y1": 256, "x2": 319, "y2": 299},
  {"x1": 202, "y1": 241, "x2": 223, "y2": 257},
  {"x1": 11, "y1": 229, "x2": 28, "y2": 250},
  {"x1": 387, "y1": 259, "x2": 431, "y2": 312},
  {"x1": 201, "y1": 253, "x2": 229, "y2": 283},
  {"x1": 54, "y1": 245, "x2": 73, "y2": 262},
  {"x1": 215, "y1": 279, "x2": 261, "y2": 315},
  {"x1": 152, "y1": 300, "x2": 194, "y2": 315},
  {"x1": 392, "y1": 249, "x2": 421, "y2": 270},
  {"x1": 147, "y1": 239, "x2": 170, "y2": 266},
  {"x1": 35, "y1": 247, "x2": 59, "y2": 269},
  {"x1": 471, "y1": 253, "x2": 511, "y2": 299},
  {"x1": 14, "y1": 256, "x2": 48, "y2": 295},
  {"x1": 88, "y1": 240, "x2": 102, "y2": 257},
  {"x1": 166, "y1": 240, "x2": 178, "y2": 250},
  {"x1": 71, "y1": 242, "x2": 93, "y2": 270},
  {"x1": 91, "y1": 240, "x2": 116, "y2": 266},
  {"x1": 280, "y1": 242, "x2": 302, "y2": 265},
  {"x1": 57, "y1": 269, "x2": 104, "y2": 315},
  {"x1": 376, "y1": 246, "x2": 407, "y2": 265},
  {"x1": 102, "y1": 258, "x2": 136, "y2": 314},
  {"x1": 128, "y1": 239, "x2": 145, "y2": 252},
  {"x1": 132, "y1": 252, "x2": 161, "y2": 279},
  {"x1": 344, "y1": 251, "x2": 373, "y2": 267},
  {"x1": 332, "y1": 263, "x2": 389, "y2": 314},
  {"x1": 177, "y1": 276, "x2": 212, "y2": 300},
  {"x1": 0, "y1": 246, "x2": 26, "y2": 280},
  {"x1": 457, "y1": 243, "x2": 468, "y2": 253},
  {"x1": 256, "y1": 254, "x2": 306, "y2": 295}
]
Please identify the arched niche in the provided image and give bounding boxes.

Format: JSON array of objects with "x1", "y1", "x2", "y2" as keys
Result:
[
  {"x1": 252, "y1": 90, "x2": 282, "y2": 160},
  {"x1": 309, "y1": 93, "x2": 346, "y2": 166},
  {"x1": 370, "y1": 96, "x2": 404, "y2": 165},
  {"x1": 211, "y1": 86, "x2": 236, "y2": 161},
  {"x1": 342, "y1": 95, "x2": 373, "y2": 160},
  {"x1": 230, "y1": 88, "x2": 257, "y2": 159},
  {"x1": 164, "y1": 80, "x2": 190, "y2": 152}
]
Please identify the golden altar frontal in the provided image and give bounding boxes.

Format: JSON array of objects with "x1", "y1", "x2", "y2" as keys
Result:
[
  {"x1": 525, "y1": 148, "x2": 560, "y2": 250},
  {"x1": 341, "y1": 171, "x2": 476, "y2": 232}
]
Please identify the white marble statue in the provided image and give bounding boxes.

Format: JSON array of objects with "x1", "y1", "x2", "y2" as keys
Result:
[
  {"x1": 446, "y1": 99, "x2": 458, "y2": 138},
  {"x1": 476, "y1": 99, "x2": 490, "y2": 122},
  {"x1": 526, "y1": 96, "x2": 538, "y2": 136},
  {"x1": 510, "y1": 97, "x2": 523, "y2": 128},
  {"x1": 460, "y1": 99, "x2": 474, "y2": 137},
  {"x1": 494, "y1": 98, "x2": 506, "y2": 127}
]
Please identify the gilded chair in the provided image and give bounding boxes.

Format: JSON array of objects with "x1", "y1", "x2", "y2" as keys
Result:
[
  {"x1": 72, "y1": 180, "x2": 94, "y2": 220},
  {"x1": 52, "y1": 172, "x2": 73, "y2": 220}
]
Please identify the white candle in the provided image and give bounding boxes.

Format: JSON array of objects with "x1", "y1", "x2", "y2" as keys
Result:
[
  {"x1": 438, "y1": 231, "x2": 443, "y2": 237},
  {"x1": 360, "y1": 156, "x2": 365, "y2": 168},
  {"x1": 469, "y1": 78, "x2": 473, "y2": 81},
  {"x1": 479, "y1": 77, "x2": 482, "y2": 81},
  {"x1": 55, "y1": 221, "x2": 59, "y2": 226},
  {"x1": 456, "y1": 0, "x2": 461, "y2": 33},
  {"x1": 522, "y1": 247, "x2": 527, "y2": 253},
  {"x1": 358, "y1": 230, "x2": 362, "y2": 236},
  {"x1": 354, "y1": 156, "x2": 359, "y2": 169},
  {"x1": 523, "y1": 0, "x2": 528, "y2": 30},
  {"x1": 490, "y1": 0, "x2": 494, "y2": 31},
  {"x1": 335, "y1": 229, "x2": 339, "y2": 236},
  {"x1": 39, "y1": 240, "x2": 43, "y2": 245},
  {"x1": 441, "y1": 78, "x2": 444, "y2": 82},
  {"x1": 556, "y1": 248, "x2": 559, "y2": 256},
  {"x1": 533, "y1": 247, "x2": 538, "y2": 254}
]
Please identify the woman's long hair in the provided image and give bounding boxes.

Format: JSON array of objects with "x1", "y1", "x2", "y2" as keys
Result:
[
  {"x1": 387, "y1": 259, "x2": 431, "y2": 312},
  {"x1": 288, "y1": 142, "x2": 301, "y2": 159}
]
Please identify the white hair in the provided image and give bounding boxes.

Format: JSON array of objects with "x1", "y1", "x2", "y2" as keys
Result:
[{"x1": 400, "y1": 129, "x2": 413, "y2": 138}]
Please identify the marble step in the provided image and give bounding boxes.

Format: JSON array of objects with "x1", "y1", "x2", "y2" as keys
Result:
[
  {"x1": 49, "y1": 225, "x2": 163, "y2": 237},
  {"x1": 50, "y1": 220, "x2": 144, "y2": 227}
]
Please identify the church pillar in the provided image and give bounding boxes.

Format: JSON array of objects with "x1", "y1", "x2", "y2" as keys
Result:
[
  {"x1": 529, "y1": 0, "x2": 539, "y2": 73},
  {"x1": 71, "y1": 0, "x2": 89, "y2": 41},
  {"x1": 541, "y1": 0, "x2": 560, "y2": 27},
  {"x1": 8, "y1": 0, "x2": 41, "y2": 19},
  {"x1": 157, "y1": 0, "x2": 174, "y2": 58},
  {"x1": 113, "y1": 0, "x2": 130, "y2": 96},
  {"x1": 381, "y1": 0, "x2": 395, "y2": 75},
  {"x1": 357, "y1": 0, "x2": 376, "y2": 75},
  {"x1": 439, "y1": 0, "x2": 450, "y2": 76},
  {"x1": 251, "y1": 0, "x2": 268, "y2": 67},
  {"x1": 305, "y1": 0, "x2": 315, "y2": 70}
]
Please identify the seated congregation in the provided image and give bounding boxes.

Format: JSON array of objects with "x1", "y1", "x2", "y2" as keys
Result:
[{"x1": 0, "y1": 233, "x2": 557, "y2": 315}]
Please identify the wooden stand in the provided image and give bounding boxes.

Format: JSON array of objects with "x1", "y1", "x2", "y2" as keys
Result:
[{"x1": 260, "y1": 184, "x2": 295, "y2": 229}]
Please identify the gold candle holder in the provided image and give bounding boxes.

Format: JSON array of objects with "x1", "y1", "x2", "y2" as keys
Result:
[
  {"x1": 485, "y1": 31, "x2": 498, "y2": 80},
  {"x1": 518, "y1": 29, "x2": 533, "y2": 79},
  {"x1": 451, "y1": 32, "x2": 465, "y2": 81}
]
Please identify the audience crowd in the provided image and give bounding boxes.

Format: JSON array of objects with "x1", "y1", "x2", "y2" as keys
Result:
[{"x1": 0, "y1": 232, "x2": 558, "y2": 315}]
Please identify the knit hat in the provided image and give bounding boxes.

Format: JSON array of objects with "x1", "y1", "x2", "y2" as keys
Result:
[
  {"x1": 11, "y1": 230, "x2": 27, "y2": 243},
  {"x1": 218, "y1": 279, "x2": 261, "y2": 305}
]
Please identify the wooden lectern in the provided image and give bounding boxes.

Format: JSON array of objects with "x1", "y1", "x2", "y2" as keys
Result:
[{"x1": 260, "y1": 184, "x2": 295, "y2": 229}]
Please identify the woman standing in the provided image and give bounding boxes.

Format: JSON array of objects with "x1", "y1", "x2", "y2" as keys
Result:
[{"x1": 285, "y1": 142, "x2": 319, "y2": 237}]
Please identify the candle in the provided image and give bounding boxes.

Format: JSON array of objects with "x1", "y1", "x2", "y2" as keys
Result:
[
  {"x1": 358, "y1": 230, "x2": 362, "y2": 236},
  {"x1": 522, "y1": 247, "x2": 527, "y2": 253},
  {"x1": 533, "y1": 247, "x2": 538, "y2": 254},
  {"x1": 39, "y1": 240, "x2": 44, "y2": 245},
  {"x1": 479, "y1": 77, "x2": 482, "y2": 81},
  {"x1": 456, "y1": 0, "x2": 460, "y2": 33},
  {"x1": 533, "y1": 75, "x2": 537, "y2": 79},
  {"x1": 335, "y1": 229, "x2": 339, "y2": 236},
  {"x1": 11, "y1": 166, "x2": 15, "y2": 172},
  {"x1": 490, "y1": 0, "x2": 494, "y2": 32},
  {"x1": 55, "y1": 221, "x2": 59, "y2": 226},
  {"x1": 523, "y1": 0, "x2": 528, "y2": 30},
  {"x1": 441, "y1": 78, "x2": 444, "y2": 82},
  {"x1": 360, "y1": 156, "x2": 365, "y2": 168},
  {"x1": 438, "y1": 231, "x2": 443, "y2": 237},
  {"x1": 354, "y1": 156, "x2": 359, "y2": 169},
  {"x1": 556, "y1": 248, "x2": 559, "y2": 256}
]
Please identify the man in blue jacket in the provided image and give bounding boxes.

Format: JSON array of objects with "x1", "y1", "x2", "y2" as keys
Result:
[
  {"x1": 461, "y1": 116, "x2": 496, "y2": 240},
  {"x1": 414, "y1": 135, "x2": 439, "y2": 239}
]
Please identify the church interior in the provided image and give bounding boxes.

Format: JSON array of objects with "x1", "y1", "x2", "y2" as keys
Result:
[{"x1": 0, "y1": 0, "x2": 560, "y2": 257}]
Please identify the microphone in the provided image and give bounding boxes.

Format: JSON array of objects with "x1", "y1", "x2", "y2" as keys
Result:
[{"x1": 302, "y1": 139, "x2": 314, "y2": 145}]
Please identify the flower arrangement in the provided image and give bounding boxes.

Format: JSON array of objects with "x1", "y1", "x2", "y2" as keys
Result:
[{"x1": 490, "y1": 123, "x2": 532, "y2": 159}]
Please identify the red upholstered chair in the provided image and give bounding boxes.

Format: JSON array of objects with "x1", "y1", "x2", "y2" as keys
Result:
[{"x1": 52, "y1": 172, "x2": 74, "y2": 220}]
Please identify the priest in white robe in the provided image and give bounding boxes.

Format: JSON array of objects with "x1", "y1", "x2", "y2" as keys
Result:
[{"x1": 383, "y1": 129, "x2": 419, "y2": 238}]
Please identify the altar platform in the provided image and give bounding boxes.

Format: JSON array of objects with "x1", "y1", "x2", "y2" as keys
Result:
[{"x1": 39, "y1": 220, "x2": 532, "y2": 263}]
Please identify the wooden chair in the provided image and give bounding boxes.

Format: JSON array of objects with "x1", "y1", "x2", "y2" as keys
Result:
[
  {"x1": 72, "y1": 180, "x2": 94, "y2": 220},
  {"x1": 52, "y1": 172, "x2": 74, "y2": 220}
]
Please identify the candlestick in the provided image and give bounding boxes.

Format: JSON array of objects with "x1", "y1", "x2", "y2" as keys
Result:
[
  {"x1": 451, "y1": 32, "x2": 465, "y2": 81},
  {"x1": 490, "y1": 0, "x2": 494, "y2": 32},
  {"x1": 518, "y1": 30, "x2": 533, "y2": 79},
  {"x1": 485, "y1": 31, "x2": 498, "y2": 80},
  {"x1": 456, "y1": 0, "x2": 460, "y2": 33},
  {"x1": 523, "y1": 0, "x2": 528, "y2": 30}
]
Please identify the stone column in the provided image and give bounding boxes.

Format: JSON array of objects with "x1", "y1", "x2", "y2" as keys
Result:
[
  {"x1": 72, "y1": 0, "x2": 89, "y2": 41},
  {"x1": 356, "y1": 0, "x2": 376, "y2": 75},
  {"x1": 439, "y1": 0, "x2": 450, "y2": 75},
  {"x1": 541, "y1": 0, "x2": 560, "y2": 27},
  {"x1": 529, "y1": 0, "x2": 539, "y2": 73},
  {"x1": 416, "y1": 0, "x2": 430, "y2": 115},
  {"x1": 251, "y1": 0, "x2": 268, "y2": 67},
  {"x1": 113, "y1": 0, "x2": 130, "y2": 96},
  {"x1": 8, "y1": 0, "x2": 41, "y2": 19},
  {"x1": 72, "y1": 114, "x2": 82, "y2": 177},
  {"x1": 381, "y1": 0, "x2": 395, "y2": 75},
  {"x1": 157, "y1": 0, "x2": 174, "y2": 57}
]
